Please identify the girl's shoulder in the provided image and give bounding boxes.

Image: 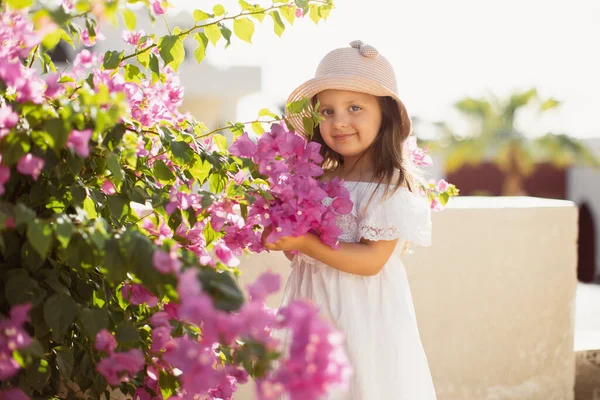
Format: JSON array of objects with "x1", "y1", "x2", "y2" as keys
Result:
[{"x1": 353, "y1": 181, "x2": 432, "y2": 247}]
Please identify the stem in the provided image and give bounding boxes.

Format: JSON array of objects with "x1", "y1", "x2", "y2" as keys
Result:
[
  {"x1": 28, "y1": 44, "x2": 40, "y2": 68},
  {"x1": 164, "y1": 15, "x2": 172, "y2": 35},
  {"x1": 199, "y1": 119, "x2": 279, "y2": 138},
  {"x1": 121, "y1": 3, "x2": 297, "y2": 63}
]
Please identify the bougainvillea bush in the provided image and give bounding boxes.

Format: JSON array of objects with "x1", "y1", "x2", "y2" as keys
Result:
[{"x1": 0, "y1": 0, "x2": 456, "y2": 399}]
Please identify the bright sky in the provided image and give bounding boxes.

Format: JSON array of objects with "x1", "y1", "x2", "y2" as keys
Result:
[{"x1": 171, "y1": 0, "x2": 600, "y2": 139}]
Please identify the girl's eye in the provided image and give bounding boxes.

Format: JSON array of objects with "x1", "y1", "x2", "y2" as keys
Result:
[
  {"x1": 349, "y1": 105, "x2": 361, "y2": 112},
  {"x1": 320, "y1": 109, "x2": 333, "y2": 116}
]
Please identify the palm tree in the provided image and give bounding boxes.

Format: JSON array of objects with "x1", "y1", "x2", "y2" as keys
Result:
[{"x1": 431, "y1": 88, "x2": 600, "y2": 195}]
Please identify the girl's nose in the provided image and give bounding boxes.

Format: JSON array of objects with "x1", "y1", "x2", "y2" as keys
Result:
[{"x1": 333, "y1": 113, "x2": 349, "y2": 130}]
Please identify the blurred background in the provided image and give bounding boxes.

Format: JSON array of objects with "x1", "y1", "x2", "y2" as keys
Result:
[{"x1": 46, "y1": 0, "x2": 600, "y2": 397}]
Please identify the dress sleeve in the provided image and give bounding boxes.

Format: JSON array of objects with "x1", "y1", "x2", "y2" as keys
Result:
[{"x1": 357, "y1": 187, "x2": 432, "y2": 248}]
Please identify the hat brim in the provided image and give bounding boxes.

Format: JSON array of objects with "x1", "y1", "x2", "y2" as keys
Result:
[{"x1": 285, "y1": 75, "x2": 411, "y2": 138}]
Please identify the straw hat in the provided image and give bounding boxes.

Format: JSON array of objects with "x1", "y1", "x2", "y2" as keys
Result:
[{"x1": 286, "y1": 40, "x2": 411, "y2": 138}]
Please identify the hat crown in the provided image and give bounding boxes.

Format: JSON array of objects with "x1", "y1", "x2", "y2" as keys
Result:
[{"x1": 315, "y1": 42, "x2": 398, "y2": 95}]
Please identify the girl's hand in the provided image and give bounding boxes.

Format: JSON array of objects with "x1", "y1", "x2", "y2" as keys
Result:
[{"x1": 261, "y1": 226, "x2": 308, "y2": 252}]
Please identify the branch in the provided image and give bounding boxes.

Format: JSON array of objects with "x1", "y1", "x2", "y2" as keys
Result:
[{"x1": 199, "y1": 119, "x2": 280, "y2": 138}]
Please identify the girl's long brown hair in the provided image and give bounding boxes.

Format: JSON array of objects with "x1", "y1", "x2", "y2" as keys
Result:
[{"x1": 311, "y1": 96, "x2": 419, "y2": 202}]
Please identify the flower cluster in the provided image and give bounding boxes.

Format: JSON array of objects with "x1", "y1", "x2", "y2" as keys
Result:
[
  {"x1": 95, "y1": 330, "x2": 145, "y2": 386},
  {"x1": 231, "y1": 123, "x2": 352, "y2": 247},
  {"x1": 0, "y1": 304, "x2": 32, "y2": 381}
]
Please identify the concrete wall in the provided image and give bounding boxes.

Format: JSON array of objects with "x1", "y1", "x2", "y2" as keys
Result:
[{"x1": 236, "y1": 196, "x2": 578, "y2": 400}]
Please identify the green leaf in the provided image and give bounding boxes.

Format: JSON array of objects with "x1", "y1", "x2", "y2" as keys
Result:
[
  {"x1": 258, "y1": 108, "x2": 279, "y2": 118},
  {"x1": 239, "y1": 0, "x2": 253, "y2": 10},
  {"x1": 25, "y1": 358, "x2": 50, "y2": 393},
  {"x1": 54, "y1": 216, "x2": 74, "y2": 248},
  {"x1": 209, "y1": 174, "x2": 227, "y2": 193},
  {"x1": 252, "y1": 121, "x2": 265, "y2": 135},
  {"x1": 158, "y1": 35, "x2": 185, "y2": 72},
  {"x1": 115, "y1": 322, "x2": 140, "y2": 344},
  {"x1": 198, "y1": 268, "x2": 244, "y2": 312},
  {"x1": 193, "y1": 9, "x2": 211, "y2": 22},
  {"x1": 540, "y1": 98, "x2": 560, "y2": 111},
  {"x1": 220, "y1": 24, "x2": 232, "y2": 48},
  {"x1": 280, "y1": 5, "x2": 296, "y2": 25},
  {"x1": 309, "y1": 4, "x2": 321, "y2": 24},
  {"x1": 286, "y1": 97, "x2": 310, "y2": 114},
  {"x1": 44, "y1": 293, "x2": 77, "y2": 341},
  {"x1": 15, "y1": 203, "x2": 36, "y2": 227},
  {"x1": 153, "y1": 160, "x2": 176, "y2": 183},
  {"x1": 213, "y1": 134, "x2": 227, "y2": 151},
  {"x1": 123, "y1": 9, "x2": 137, "y2": 30},
  {"x1": 102, "y1": 50, "x2": 123, "y2": 70},
  {"x1": 6, "y1": 0, "x2": 33, "y2": 9},
  {"x1": 123, "y1": 64, "x2": 142, "y2": 83},
  {"x1": 171, "y1": 141, "x2": 195, "y2": 166},
  {"x1": 149, "y1": 53, "x2": 160, "y2": 82},
  {"x1": 55, "y1": 347, "x2": 74, "y2": 380},
  {"x1": 103, "y1": 239, "x2": 128, "y2": 282},
  {"x1": 21, "y1": 241, "x2": 45, "y2": 273},
  {"x1": 2, "y1": 133, "x2": 31, "y2": 165},
  {"x1": 190, "y1": 158, "x2": 212, "y2": 183},
  {"x1": 5, "y1": 275, "x2": 39, "y2": 305},
  {"x1": 27, "y1": 219, "x2": 53, "y2": 259},
  {"x1": 80, "y1": 308, "x2": 108, "y2": 337},
  {"x1": 213, "y1": 4, "x2": 225, "y2": 16},
  {"x1": 194, "y1": 33, "x2": 209, "y2": 63},
  {"x1": 44, "y1": 118, "x2": 70, "y2": 153},
  {"x1": 320, "y1": 5, "x2": 331, "y2": 20},
  {"x1": 270, "y1": 11, "x2": 285, "y2": 37},
  {"x1": 83, "y1": 197, "x2": 98, "y2": 219},
  {"x1": 106, "y1": 152, "x2": 124, "y2": 184},
  {"x1": 204, "y1": 24, "x2": 222, "y2": 46},
  {"x1": 107, "y1": 194, "x2": 130, "y2": 221},
  {"x1": 233, "y1": 18, "x2": 254, "y2": 43},
  {"x1": 439, "y1": 192, "x2": 450, "y2": 205}
]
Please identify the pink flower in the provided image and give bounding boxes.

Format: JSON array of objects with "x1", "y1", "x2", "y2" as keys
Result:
[
  {"x1": 152, "y1": 248, "x2": 181, "y2": 274},
  {"x1": 229, "y1": 132, "x2": 257, "y2": 158},
  {"x1": 66, "y1": 129, "x2": 92, "y2": 157},
  {"x1": 122, "y1": 283, "x2": 159, "y2": 307},
  {"x1": 150, "y1": 0, "x2": 168, "y2": 15},
  {"x1": 436, "y1": 179, "x2": 449, "y2": 192},
  {"x1": 96, "y1": 349, "x2": 144, "y2": 386},
  {"x1": 44, "y1": 73, "x2": 64, "y2": 98},
  {"x1": 247, "y1": 271, "x2": 280, "y2": 302},
  {"x1": 101, "y1": 180, "x2": 116, "y2": 195},
  {"x1": 0, "y1": 388, "x2": 28, "y2": 400},
  {"x1": 430, "y1": 198, "x2": 443, "y2": 212},
  {"x1": 403, "y1": 136, "x2": 432, "y2": 167},
  {"x1": 122, "y1": 30, "x2": 145, "y2": 46},
  {"x1": 80, "y1": 28, "x2": 105, "y2": 47},
  {"x1": 17, "y1": 154, "x2": 44, "y2": 180},
  {"x1": 72, "y1": 49, "x2": 99, "y2": 76},
  {"x1": 0, "y1": 303, "x2": 32, "y2": 380},
  {"x1": 295, "y1": 7, "x2": 304, "y2": 18},
  {"x1": 61, "y1": 0, "x2": 74, "y2": 12},
  {"x1": 0, "y1": 105, "x2": 18, "y2": 137},
  {"x1": 214, "y1": 240, "x2": 240, "y2": 267},
  {"x1": 95, "y1": 329, "x2": 117, "y2": 354}
]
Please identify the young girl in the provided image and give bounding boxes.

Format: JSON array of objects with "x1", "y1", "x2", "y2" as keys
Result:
[{"x1": 264, "y1": 40, "x2": 437, "y2": 399}]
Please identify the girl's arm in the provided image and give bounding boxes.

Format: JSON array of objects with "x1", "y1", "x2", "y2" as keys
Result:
[
  {"x1": 264, "y1": 232, "x2": 398, "y2": 277},
  {"x1": 283, "y1": 251, "x2": 294, "y2": 261}
]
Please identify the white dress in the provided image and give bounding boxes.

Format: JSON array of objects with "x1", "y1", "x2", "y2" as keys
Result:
[{"x1": 279, "y1": 181, "x2": 437, "y2": 400}]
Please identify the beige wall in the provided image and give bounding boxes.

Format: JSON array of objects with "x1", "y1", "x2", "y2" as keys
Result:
[{"x1": 236, "y1": 196, "x2": 578, "y2": 400}]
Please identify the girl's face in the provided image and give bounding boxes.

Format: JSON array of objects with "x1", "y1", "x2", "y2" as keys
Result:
[{"x1": 315, "y1": 89, "x2": 382, "y2": 160}]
